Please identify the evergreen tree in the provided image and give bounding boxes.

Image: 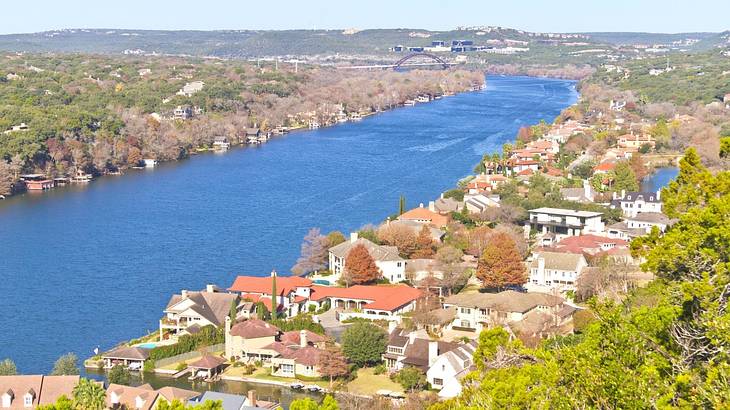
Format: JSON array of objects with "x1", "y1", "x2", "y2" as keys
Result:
[
  {"x1": 344, "y1": 244, "x2": 381, "y2": 285},
  {"x1": 341, "y1": 322, "x2": 387, "y2": 367},
  {"x1": 399, "y1": 195, "x2": 406, "y2": 216},
  {"x1": 51, "y1": 353, "x2": 80, "y2": 376},
  {"x1": 0, "y1": 358, "x2": 17, "y2": 375},
  {"x1": 612, "y1": 160, "x2": 639, "y2": 192},
  {"x1": 271, "y1": 270, "x2": 278, "y2": 320}
]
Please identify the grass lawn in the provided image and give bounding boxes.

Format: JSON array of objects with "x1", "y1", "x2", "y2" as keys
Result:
[
  {"x1": 226, "y1": 368, "x2": 330, "y2": 389},
  {"x1": 346, "y1": 368, "x2": 403, "y2": 396}
]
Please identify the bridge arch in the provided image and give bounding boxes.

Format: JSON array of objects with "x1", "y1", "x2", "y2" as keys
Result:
[{"x1": 393, "y1": 53, "x2": 450, "y2": 70}]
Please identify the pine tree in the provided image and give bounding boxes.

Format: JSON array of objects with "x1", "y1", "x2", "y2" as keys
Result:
[
  {"x1": 399, "y1": 195, "x2": 406, "y2": 215},
  {"x1": 476, "y1": 232, "x2": 527, "y2": 290},
  {"x1": 612, "y1": 161, "x2": 639, "y2": 192},
  {"x1": 271, "y1": 270, "x2": 278, "y2": 320},
  {"x1": 344, "y1": 244, "x2": 381, "y2": 285}
]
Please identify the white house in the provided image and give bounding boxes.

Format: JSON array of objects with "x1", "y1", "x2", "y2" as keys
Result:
[
  {"x1": 159, "y1": 285, "x2": 238, "y2": 340},
  {"x1": 528, "y1": 252, "x2": 588, "y2": 292},
  {"x1": 610, "y1": 190, "x2": 662, "y2": 217},
  {"x1": 526, "y1": 208, "x2": 605, "y2": 241},
  {"x1": 328, "y1": 233, "x2": 406, "y2": 283},
  {"x1": 626, "y1": 212, "x2": 676, "y2": 233},
  {"x1": 464, "y1": 193, "x2": 500, "y2": 213},
  {"x1": 427, "y1": 340, "x2": 478, "y2": 398}
]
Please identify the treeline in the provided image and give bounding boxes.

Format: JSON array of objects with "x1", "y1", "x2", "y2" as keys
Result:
[{"x1": 0, "y1": 53, "x2": 483, "y2": 195}]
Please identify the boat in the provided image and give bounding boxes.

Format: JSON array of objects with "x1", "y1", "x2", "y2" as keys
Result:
[
  {"x1": 305, "y1": 385, "x2": 322, "y2": 392},
  {"x1": 416, "y1": 95, "x2": 430, "y2": 103},
  {"x1": 403, "y1": 100, "x2": 416, "y2": 106},
  {"x1": 289, "y1": 382, "x2": 304, "y2": 390},
  {"x1": 70, "y1": 170, "x2": 93, "y2": 183},
  {"x1": 388, "y1": 392, "x2": 405, "y2": 399},
  {"x1": 309, "y1": 121, "x2": 320, "y2": 129},
  {"x1": 143, "y1": 159, "x2": 158, "y2": 168}
]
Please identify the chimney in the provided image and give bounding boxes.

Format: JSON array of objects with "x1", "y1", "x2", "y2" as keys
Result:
[
  {"x1": 181, "y1": 290, "x2": 189, "y2": 299},
  {"x1": 206, "y1": 284, "x2": 216, "y2": 293},
  {"x1": 428, "y1": 201, "x2": 436, "y2": 212},
  {"x1": 350, "y1": 232, "x2": 358, "y2": 243},
  {"x1": 621, "y1": 189, "x2": 626, "y2": 199},
  {"x1": 440, "y1": 192, "x2": 444, "y2": 199},
  {"x1": 428, "y1": 341, "x2": 439, "y2": 367},
  {"x1": 612, "y1": 191, "x2": 618, "y2": 200},
  {"x1": 300, "y1": 329, "x2": 307, "y2": 348},
  {"x1": 270, "y1": 269, "x2": 277, "y2": 277},
  {"x1": 388, "y1": 321, "x2": 397, "y2": 334},
  {"x1": 583, "y1": 179, "x2": 591, "y2": 200},
  {"x1": 538, "y1": 257, "x2": 546, "y2": 277},
  {"x1": 656, "y1": 190, "x2": 661, "y2": 201},
  {"x1": 419, "y1": 202, "x2": 424, "y2": 208},
  {"x1": 408, "y1": 331, "x2": 416, "y2": 345},
  {"x1": 225, "y1": 316, "x2": 231, "y2": 333},
  {"x1": 247, "y1": 390, "x2": 257, "y2": 407}
]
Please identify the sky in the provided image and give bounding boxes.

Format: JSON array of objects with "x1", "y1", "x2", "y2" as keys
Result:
[{"x1": 1, "y1": 0, "x2": 729, "y2": 35}]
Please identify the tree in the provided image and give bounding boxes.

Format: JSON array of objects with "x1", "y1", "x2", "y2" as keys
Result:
[
  {"x1": 51, "y1": 353, "x2": 80, "y2": 376},
  {"x1": 255, "y1": 301, "x2": 270, "y2": 321},
  {"x1": 72, "y1": 378, "x2": 106, "y2": 410},
  {"x1": 661, "y1": 148, "x2": 714, "y2": 217},
  {"x1": 290, "y1": 396, "x2": 339, "y2": 410},
  {"x1": 341, "y1": 322, "x2": 387, "y2": 367},
  {"x1": 318, "y1": 345, "x2": 349, "y2": 388},
  {"x1": 343, "y1": 244, "x2": 381, "y2": 285},
  {"x1": 229, "y1": 299, "x2": 238, "y2": 322},
  {"x1": 411, "y1": 225, "x2": 435, "y2": 258},
  {"x1": 475, "y1": 232, "x2": 527, "y2": 290},
  {"x1": 37, "y1": 395, "x2": 74, "y2": 410},
  {"x1": 466, "y1": 226, "x2": 492, "y2": 257},
  {"x1": 271, "y1": 271, "x2": 278, "y2": 320},
  {"x1": 399, "y1": 195, "x2": 406, "y2": 215},
  {"x1": 0, "y1": 358, "x2": 17, "y2": 375},
  {"x1": 395, "y1": 367, "x2": 428, "y2": 392},
  {"x1": 292, "y1": 228, "x2": 330, "y2": 276},
  {"x1": 107, "y1": 364, "x2": 131, "y2": 385},
  {"x1": 628, "y1": 152, "x2": 648, "y2": 183},
  {"x1": 326, "y1": 231, "x2": 346, "y2": 247},
  {"x1": 377, "y1": 223, "x2": 418, "y2": 257},
  {"x1": 612, "y1": 160, "x2": 639, "y2": 192},
  {"x1": 157, "y1": 399, "x2": 223, "y2": 410}
]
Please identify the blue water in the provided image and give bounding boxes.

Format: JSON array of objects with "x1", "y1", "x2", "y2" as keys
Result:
[
  {"x1": 641, "y1": 167, "x2": 679, "y2": 192},
  {"x1": 0, "y1": 76, "x2": 577, "y2": 373}
]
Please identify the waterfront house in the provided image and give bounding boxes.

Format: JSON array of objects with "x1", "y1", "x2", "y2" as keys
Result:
[
  {"x1": 328, "y1": 233, "x2": 406, "y2": 284},
  {"x1": 380, "y1": 219, "x2": 445, "y2": 243},
  {"x1": 225, "y1": 318, "x2": 280, "y2": 361},
  {"x1": 160, "y1": 285, "x2": 239, "y2": 340},
  {"x1": 426, "y1": 340, "x2": 478, "y2": 398},
  {"x1": 398, "y1": 204, "x2": 450, "y2": 228},
  {"x1": 526, "y1": 207, "x2": 605, "y2": 242},
  {"x1": 0, "y1": 375, "x2": 79, "y2": 408},
  {"x1": 107, "y1": 383, "x2": 158, "y2": 410},
  {"x1": 308, "y1": 284, "x2": 423, "y2": 323},
  {"x1": 188, "y1": 391, "x2": 260, "y2": 410},
  {"x1": 610, "y1": 190, "x2": 662, "y2": 217},
  {"x1": 228, "y1": 273, "x2": 313, "y2": 318},
  {"x1": 442, "y1": 290, "x2": 574, "y2": 334},
  {"x1": 528, "y1": 251, "x2": 588, "y2": 292},
  {"x1": 433, "y1": 195, "x2": 463, "y2": 214},
  {"x1": 213, "y1": 136, "x2": 231, "y2": 151},
  {"x1": 188, "y1": 354, "x2": 227, "y2": 381},
  {"x1": 102, "y1": 346, "x2": 149, "y2": 370},
  {"x1": 465, "y1": 174, "x2": 508, "y2": 194},
  {"x1": 382, "y1": 325, "x2": 457, "y2": 372}
]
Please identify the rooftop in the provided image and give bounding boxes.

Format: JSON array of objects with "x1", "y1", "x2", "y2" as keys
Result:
[
  {"x1": 229, "y1": 319, "x2": 280, "y2": 339},
  {"x1": 309, "y1": 284, "x2": 422, "y2": 311},
  {"x1": 228, "y1": 275, "x2": 312, "y2": 296},
  {"x1": 328, "y1": 237, "x2": 403, "y2": 262},
  {"x1": 445, "y1": 290, "x2": 564, "y2": 313},
  {"x1": 529, "y1": 207, "x2": 603, "y2": 218},
  {"x1": 530, "y1": 251, "x2": 586, "y2": 271}
]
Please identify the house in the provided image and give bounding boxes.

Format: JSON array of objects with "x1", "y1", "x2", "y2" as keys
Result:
[
  {"x1": 308, "y1": 284, "x2": 423, "y2": 322},
  {"x1": 269, "y1": 344, "x2": 324, "y2": 379},
  {"x1": 526, "y1": 207, "x2": 605, "y2": 241},
  {"x1": 560, "y1": 180, "x2": 595, "y2": 203},
  {"x1": 212, "y1": 136, "x2": 230, "y2": 151},
  {"x1": 106, "y1": 383, "x2": 158, "y2": 410},
  {"x1": 382, "y1": 326, "x2": 457, "y2": 372},
  {"x1": 160, "y1": 285, "x2": 239, "y2": 340},
  {"x1": 0, "y1": 375, "x2": 79, "y2": 408},
  {"x1": 465, "y1": 174, "x2": 508, "y2": 194},
  {"x1": 20, "y1": 174, "x2": 54, "y2": 191},
  {"x1": 225, "y1": 318, "x2": 281, "y2": 361},
  {"x1": 280, "y1": 329, "x2": 327, "y2": 349},
  {"x1": 464, "y1": 193, "x2": 500, "y2": 213},
  {"x1": 528, "y1": 251, "x2": 588, "y2": 292},
  {"x1": 618, "y1": 133, "x2": 655, "y2": 150},
  {"x1": 426, "y1": 340, "x2": 478, "y2": 398},
  {"x1": 605, "y1": 221, "x2": 650, "y2": 241},
  {"x1": 328, "y1": 233, "x2": 405, "y2": 284},
  {"x1": 101, "y1": 346, "x2": 150, "y2": 371},
  {"x1": 398, "y1": 204, "x2": 450, "y2": 228},
  {"x1": 593, "y1": 161, "x2": 616, "y2": 174},
  {"x1": 626, "y1": 212, "x2": 676, "y2": 233},
  {"x1": 610, "y1": 190, "x2": 662, "y2": 217},
  {"x1": 550, "y1": 234, "x2": 629, "y2": 256},
  {"x1": 381, "y1": 219, "x2": 445, "y2": 243},
  {"x1": 432, "y1": 195, "x2": 463, "y2": 214},
  {"x1": 188, "y1": 391, "x2": 276, "y2": 410},
  {"x1": 173, "y1": 106, "x2": 193, "y2": 120},
  {"x1": 177, "y1": 81, "x2": 205, "y2": 97},
  {"x1": 228, "y1": 272, "x2": 312, "y2": 318},
  {"x1": 3, "y1": 123, "x2": 29, "y2": 135},
  {"x1": 154, "y1": 387, "x2": 200, "y2": 408},
  {"x1": 188, "y1": 355, "x2": 227, "y2": 381}
]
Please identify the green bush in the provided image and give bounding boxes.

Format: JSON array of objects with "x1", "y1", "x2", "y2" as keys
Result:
[
  {"x1": 269, "y1": 315, "x2": 325, "y2": 335},
  {"x1": 148, "y1": 325, "x2": 223, "y2": 361},
  {"x1": 175, "y1": 362, "x2": 187, "y2": 372},
  {"x1": 373, "y1": 364, "x2": 386, "y2": 375}
]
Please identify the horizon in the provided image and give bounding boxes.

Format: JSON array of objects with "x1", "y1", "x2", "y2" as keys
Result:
[{"x1": 2, "y1": 0, "x2": 729, "y2": 35}]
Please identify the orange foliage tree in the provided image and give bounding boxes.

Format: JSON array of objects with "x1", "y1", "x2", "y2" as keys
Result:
[
  {"x1": 344, "y1": 244, "x2": 381, "y2": 285},
  {"x1": 475, "y1": 232, "x2": 527, "y2": 290}
]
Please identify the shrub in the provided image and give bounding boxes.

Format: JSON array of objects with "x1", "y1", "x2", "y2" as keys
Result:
[
  {"x1": 373, "y1": 364, "x2": 386, "y2": 375},
  {"x1": 175, "y1": 362, "x2": 187, "y2": 372},
  {"x1": 269, "y1": 315, "x2": 325, "y2": 335},
  {"x1": 148, "y1": 325, "x2": 223, "y2": 361},
  {"x1": 108, "y1": 365, "x2": 131, "y2": 385}
]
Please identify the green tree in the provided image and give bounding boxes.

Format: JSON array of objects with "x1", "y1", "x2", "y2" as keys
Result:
[
  {"x1": 661, "y1": 148, "x2": 715, "y2": 217},
  {"x1": 157, "y1": 399, "x2": 223, "y2": 410},
  {"x1": 51, "y1": 353, "x2": 80, "y2": 376},
  {"x1": 398, "y1": 195, "x2": 406, "y2": 216},
  {"x1": 341, "y1": 322, "x2": 387, "y2": 367},
  {"x1": 326, "y1": 231, "x2": 346, "y2": 247},
  {"x1": 612, "y1": 160, "x2": 639, "y2": 192},
  {"x1": 271, "y1": 270, "x2": 278, "y2": 320},
  {"x1": 0, "y1": 358, "x2": 17, "y2": 375},
  {"x1": 37, "y1": 395, "x2": 74, "y2": 410},
  {"x1": 229, "y1": 299, "x2": 238, "y2": 322},
  {"x1": 395, "y1": 367, "x2": 427, "y2": 392},
  {"x1": 289, "y1": 395, "x2": 339, "y2": 410},
  {"x1": 256, "y1": 301, "x2": 271, "y2": 321},
  {"x1": 72, "y1": 378, "x2": 106, "y2": 410},
  {"x1": 107, "y1": 364, "x2": 131, "y2": 385}
]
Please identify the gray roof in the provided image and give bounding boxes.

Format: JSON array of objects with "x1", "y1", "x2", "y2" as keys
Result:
[
  {"x1": 444, "y1": 290, "x2": 563, "y2": 313},
  {"x1": 384, "y1": 220, "x2": 445, "y2": 242},
  {"x1": 529, "y1": 252, "x2": 585, "y2": 271},
  {"x1": 612, "y1": 191, "x2": 661, "y2": 204},
  {"x1": 560, "y1": 188, "x2": 592, "y2": 202},
  {"x1": 606, "y1": 221, "x2": 646, "y2": 238},
  {"x1": 191, "y1": 392, "x2": 246, "y2": 410},
  {"x1": 329, "y1": 237, "x2": 403, "y2": 262},
  {"x1": 102, "y1": 346, "x2": 150, "y2": 361},
  {"x1": 165, "y1": 290, "x2": 238, "y2": 327},
  {"x1": 429, "y1": 307, "x2": 457, "y2": 325},
  {"x1": 434, "y1": 197, "x2": 463, "y2": 213},
  {"x1": 628, "y1": 212, "x2": 674, "y2": 224}
]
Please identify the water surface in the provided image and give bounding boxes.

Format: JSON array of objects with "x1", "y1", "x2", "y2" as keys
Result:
[{"x1": 0, "y1": 76, "x2": 577, "y2": 373}]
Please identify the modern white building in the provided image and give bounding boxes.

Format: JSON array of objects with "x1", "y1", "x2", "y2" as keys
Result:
[{"x1": 526, "y1": 207, "x2": 605, "y2": 240}]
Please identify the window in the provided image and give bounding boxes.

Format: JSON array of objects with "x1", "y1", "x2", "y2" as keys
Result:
[
  {"x1": 460, "y1": 307, "x2": 471, "y2": 314},
  {"x1": 397, "y1": 262, "x2": 402, "y2": 267},
  {"x1": 24, "y1": 395, "x2": 32, "y2": 407},
  {"x1": 433, "y1": 378, "x2": 443, "y2": 386},
  {"x1": 460, "y1": 320, "x2": 471, "y2": 328}
]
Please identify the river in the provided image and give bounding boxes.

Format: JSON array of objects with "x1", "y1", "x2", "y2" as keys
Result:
[{"x1": 0, "y1": 75, "x2": 577, "y2": 376}]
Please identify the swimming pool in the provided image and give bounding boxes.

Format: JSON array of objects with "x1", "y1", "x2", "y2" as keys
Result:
[{"x1": 136, "y1": 343, "x2": 157, "y2": 349}]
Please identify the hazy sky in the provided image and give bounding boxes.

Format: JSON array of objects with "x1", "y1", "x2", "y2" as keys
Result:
[{"x1": 2, "y1": 0, "x2": 729, "y2": 35}]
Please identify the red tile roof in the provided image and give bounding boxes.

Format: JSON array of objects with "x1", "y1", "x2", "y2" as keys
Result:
[
  {"x1": 281, "y1": 330, "x2": 327, "y2": 346},
  {"x1": 557, "y1": 234, "x2": 628, "y2": 248},
  {"x1": 594, "y1": 161, "x2": 616, "y2": 172},
  {"x1": 228, "y1": 275, "x2": 312, "y2": 296},
  {"x1": 398, "y1": 207, "x2": 450, "y2": 228},
  {"x1": 309, "y1": 284, "x2": 423, "y2": 311}
]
